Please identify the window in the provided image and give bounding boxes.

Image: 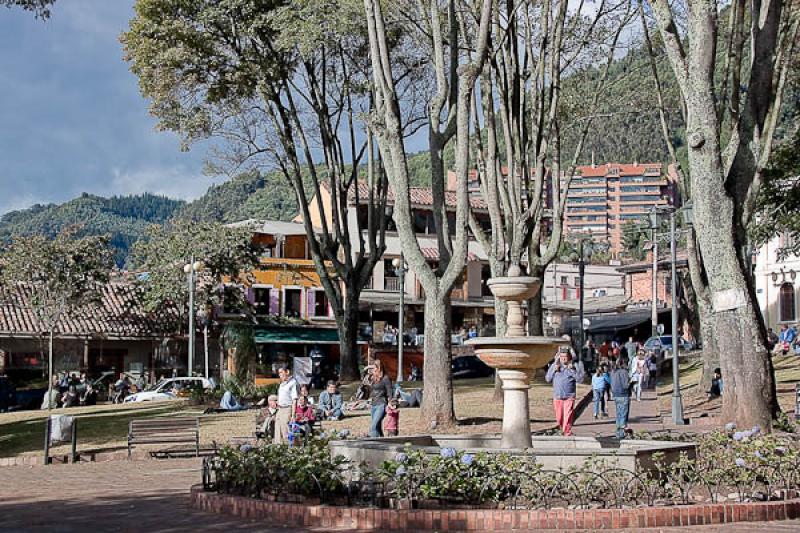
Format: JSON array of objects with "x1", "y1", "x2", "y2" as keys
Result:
[
  {"x1": 313, "y1": 290, "x2": 330, "y2": 317},
  {"x1": 284, "y1": 288, "x2": 303, "y2": 317},
  {"x1": 573, "y1": 276, "x2": 580, "y2": 286},
  {"x1": 560, "y1": 275, "x2": 568, "y2": 285},
  {"x1": 779, "y1": 283, "x2": 796, "y2": 322},
  {"x1": 253, "y1": 287, "x2": 272, "y2": 315}
]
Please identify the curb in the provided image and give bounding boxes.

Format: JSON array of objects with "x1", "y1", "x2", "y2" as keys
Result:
[{"x1": 190, "y1": 484, "x2": 800, "y2": 530}]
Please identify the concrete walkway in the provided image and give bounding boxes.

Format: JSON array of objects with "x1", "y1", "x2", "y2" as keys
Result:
[{"x1": 572, "y1": 387, "x2": 666, "y2": 437}]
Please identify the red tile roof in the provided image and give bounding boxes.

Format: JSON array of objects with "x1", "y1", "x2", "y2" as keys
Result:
[
  {"x1": 351, "y1": 182, "x2": 487, "y2": 210},
  {"x1": 420, "y1": 247, "x2": 479, "y2": 262},
  {"x1": 0, "y1": 281, "x2": 181, "y2": 339}
]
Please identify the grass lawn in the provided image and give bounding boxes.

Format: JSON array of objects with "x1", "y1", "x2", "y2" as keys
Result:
[
  {"x1": 0, "y1": 374, "x2": 587, "y2": 458},
  {"x1": 656, "y1": 353, "x2": 800, "y2": 421}
]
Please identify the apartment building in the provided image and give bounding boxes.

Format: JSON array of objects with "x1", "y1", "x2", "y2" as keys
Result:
[
  {"x1": 564, "y1": 162, "x2": 679, "y2": 257},
  {"x1": 755, "y1": 233, "x2": 799, "y2": 330}
]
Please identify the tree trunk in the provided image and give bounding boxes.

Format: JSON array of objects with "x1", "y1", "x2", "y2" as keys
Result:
[
  {"x1": 492, "y1": 299, "x2": 508, "y2": 401},
  {"x1": 421, "y1": 292, "x2": 455, "y2": 429},
  {"x1": 685, "y1": 99, "x2": 774, "y2": 430},
  {"x1": 527, "y1": 263, "x2": 546, "y2": 336},
  {"x1": 338, "y1": 289, "x2": 362, "y2": 382}
]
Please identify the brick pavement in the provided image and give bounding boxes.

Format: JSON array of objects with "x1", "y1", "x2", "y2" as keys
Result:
[
  {"x1": 1, "y1": 456, "x2": 799, "y2": 532},
  {"x1": 572, "y1": 387, "x2": 669, "y2": 437}
]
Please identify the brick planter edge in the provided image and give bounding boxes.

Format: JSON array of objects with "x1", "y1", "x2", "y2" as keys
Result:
[{"x1": 190, "y1": 485, "x2": 800, "y2": 530}]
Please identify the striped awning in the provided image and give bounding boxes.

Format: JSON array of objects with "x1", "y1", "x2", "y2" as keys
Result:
[{"x1": 420, "y1": 248, "x2": 478, "y2": 262}]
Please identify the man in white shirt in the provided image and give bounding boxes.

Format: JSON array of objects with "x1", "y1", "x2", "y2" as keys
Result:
[{"x1": 274, "y1": 366, "x2": 298, "y2": 444}]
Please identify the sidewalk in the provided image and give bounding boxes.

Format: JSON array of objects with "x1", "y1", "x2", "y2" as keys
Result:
[{"x1": 572, "y1": 387, "x2": 666, "y2": 437}]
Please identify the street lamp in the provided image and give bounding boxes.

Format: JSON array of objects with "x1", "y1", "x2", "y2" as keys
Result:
[
  {"x1": 183, "y1": 258, "x2": 204, "y2": 377},
  {"x1": 651, "y1": 204, "x2": 687, "y2": 425},
  {"x1": 391, "y1": 255, "x2": 407, "y2": 383},
  {"x1": 570, "y1": 238, "x2": 608, "y2": 360}
]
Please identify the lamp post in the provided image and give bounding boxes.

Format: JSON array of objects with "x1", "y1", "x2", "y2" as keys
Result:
[
  {"x1": 669, "y1": 208, "x2": 685, "y2": 425},
  {"x1": 572, "y1": 238, "x2": 607, "y2": 358},
  {"x1": 183, "y1": 258, "x2": 204, "y2": 377},
  {"x1": 648, "y1": 207, "x2": 659, "y2": 337},
  {"x1": 392, "y1": 255, "x2": 407, "y2": 383}
]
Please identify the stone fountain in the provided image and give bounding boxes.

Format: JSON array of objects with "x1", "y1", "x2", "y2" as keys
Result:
[
  {"x1": 329, "y1": 268, "x2": 696, "y2": 474},
  {"x1": 464, "y1": 266, "x2": 567, "y2": 449}
]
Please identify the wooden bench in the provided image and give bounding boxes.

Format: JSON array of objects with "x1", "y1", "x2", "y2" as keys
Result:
[{"x1": 128, "y1": 417, "x2": 200, "y2": 458}]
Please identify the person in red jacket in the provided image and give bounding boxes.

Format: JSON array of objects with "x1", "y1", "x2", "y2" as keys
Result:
[{"x1": 294, "y1": 395, "x2": 316, "y2": 439}]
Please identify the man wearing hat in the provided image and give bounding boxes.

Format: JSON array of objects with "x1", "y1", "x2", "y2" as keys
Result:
[{"x1": 545, "y1": 346, "x2": 585, "y2": 436}]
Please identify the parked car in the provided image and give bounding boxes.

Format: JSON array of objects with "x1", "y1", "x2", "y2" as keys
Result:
[
  {"x1": 451, "y1": 355, "x2": 493, "y2": 379},
  {"x1": 124, "y1": 377, "x2": 212, "y2": 403},
  {"x1": 643, "y1": 335, "x2": 693, "y2": 359}
]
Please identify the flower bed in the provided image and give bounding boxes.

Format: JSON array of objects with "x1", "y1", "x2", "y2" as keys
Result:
[{"x1": 203, "y1": 426, "x2": 800, "y2": 511}]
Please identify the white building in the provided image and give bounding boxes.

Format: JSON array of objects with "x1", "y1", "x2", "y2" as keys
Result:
[{"x1": 755, "y1": 233, "x2": 799, "y2": 329}]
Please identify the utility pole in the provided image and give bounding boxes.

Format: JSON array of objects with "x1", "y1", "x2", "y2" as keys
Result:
[
  {"x1": 670, "y1": 209, "x2": 685, "y2": 424},
  {"x1": 578, "y1": 240, "x2": 585, "y2": 359},
  {"x1": 392, "y1": 255, "x2": 406, "y2": 383}
]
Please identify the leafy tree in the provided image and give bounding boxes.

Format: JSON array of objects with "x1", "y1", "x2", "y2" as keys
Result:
[
  {"x1": 3, "y1": 0, "x2": 54, "y2": 18},
  {"x1": 621, "y1": 220, "x2": 650, "y2": 262},
  {"x1": 123, "y1": 0, "x2": 392, "y2": 382},
  {"x1": 0, "y1": 229, "x2": 114, "y2": 408},
  {"x1": 752, "y1": 129, "x2": 800, "y2": 259}
]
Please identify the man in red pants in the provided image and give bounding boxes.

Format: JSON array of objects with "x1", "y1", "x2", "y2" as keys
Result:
[{"x1": 545, "y1": 347, "x2": 585, "y2": 436}]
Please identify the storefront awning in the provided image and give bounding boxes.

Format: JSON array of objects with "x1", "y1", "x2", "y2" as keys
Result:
[{"x1": 254, "y1": 326, "x2": 340, "y2": 344}]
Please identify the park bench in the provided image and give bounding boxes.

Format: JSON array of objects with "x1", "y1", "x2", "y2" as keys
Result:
[{"x1": 127, "y1": 417, "x2": 200, "y2": 458}]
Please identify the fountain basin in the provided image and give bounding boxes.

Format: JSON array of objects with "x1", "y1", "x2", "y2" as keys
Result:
[
  {"x1": 330, "y1": 434, "x2": 696, "y2": 475},
  {"x1": 466, "y1": 336, "x2": 568, "y2": 370},
  {"x1": 486, "y1": 276, "x2": 542, "y2": 301}
]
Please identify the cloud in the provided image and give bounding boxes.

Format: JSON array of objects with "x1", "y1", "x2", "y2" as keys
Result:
[{"x1": 108, "y1": 165, "x2": 224, "y2": 200}]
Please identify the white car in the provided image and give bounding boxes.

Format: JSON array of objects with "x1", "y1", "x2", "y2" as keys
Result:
[{"x1": 124, "y1": 377, "x2": 212, "y2": 403}]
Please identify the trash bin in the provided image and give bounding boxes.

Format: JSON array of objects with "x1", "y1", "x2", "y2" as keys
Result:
[{"x1": 49, "y1": 415, "x2": 75, "y2": 444}]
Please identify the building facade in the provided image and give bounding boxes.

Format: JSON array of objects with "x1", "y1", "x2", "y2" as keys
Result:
[
  {"x1": 564, "y1": 162, "x2": 679, "y2": 257},
  {"x1": 755, "y1": 233, "x2": 799, "y2": 330}
]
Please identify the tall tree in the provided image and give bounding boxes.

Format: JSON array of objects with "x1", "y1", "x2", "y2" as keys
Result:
[
  {"x1": 646, "y1": 0, "x2": 800, "y2": 429},
  {"x1": 130, "y1": 223, "x2": 258, "y2": 375},
  {"x1": 364, "y1": 0, "x2": 494, "y2": 427},
  {"x1": 123, "y1": 0, "x2": 392, "y2": 382},
  {"x1": 0, "y1": 229, "x2": 113, "y2": 408},
  {"x1": 466, "y1": 1, "x2": 634, "y2": 339}
]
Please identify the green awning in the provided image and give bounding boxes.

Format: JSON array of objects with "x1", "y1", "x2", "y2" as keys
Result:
[{"x1": 254, "y1": 326, "x2": 340, "y2": 344}]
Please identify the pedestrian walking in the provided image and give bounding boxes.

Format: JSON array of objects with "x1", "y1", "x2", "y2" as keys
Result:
[
  {"x1": 545, "y1": 347, "x2": 585, "y2": 436},
  {"x1": 368, "y1": 359, "x2": 393, "y2": 437},
  {"x1": 591, "y1": 364, "x2": 611, "y2": 419},
  {"x1": 610, "y1": 357, "x2": 632, "y2": 439}
]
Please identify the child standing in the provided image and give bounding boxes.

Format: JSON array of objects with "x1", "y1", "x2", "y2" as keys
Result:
[
  {"x1": 384, "y1": 399, "x2": 400, "y2": 436},
  {"x1": 591, "y1": 365, "x2": 611, "y2": 419}
]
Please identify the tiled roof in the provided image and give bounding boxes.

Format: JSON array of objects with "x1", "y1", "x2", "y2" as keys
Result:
[
  {"x1": 420, "y1": 247, "x2": 479, "y2": 262},
  {"x1": 576, "y1": 162, "x2": 663, "y2": 178},
  {"x1": 0, "y1": 281, "x2": 181, "y2": 339},
  {"x1": 351, "y1": 182, "x2": 487, "y2": 210}
]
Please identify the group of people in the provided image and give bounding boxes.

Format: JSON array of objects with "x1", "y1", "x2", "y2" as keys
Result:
[
  {"x1": 768, "y1": 324, "x2": 800, "y2": 355},
  {"x1": 547, "y1": 345, "x2": 658, "y2": 439},
  {"x1": 41, "y1": 373, "x2": 97, "y2": 409},
  {"x1": 256, "y1": 369, "x2": 347, "y2": 445}
]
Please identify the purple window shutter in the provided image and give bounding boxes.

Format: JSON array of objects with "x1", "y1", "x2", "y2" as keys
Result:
[
  {"x1": 269, "y1": 289, "x2": 279, "y2": 315},
  {"x1": 245, "y1": 287, "x2": 255, "y2": 305},
  {"x1": 307, "y1": 290, "x2": 316, "y2": 317}
]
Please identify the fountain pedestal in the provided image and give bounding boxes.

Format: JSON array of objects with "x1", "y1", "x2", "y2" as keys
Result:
[
  {"x1": 466, "y1": 270, "x2": 567, "y2": 449},
  {"x1": 498, "y1": 369, "x2": 532, "y2": 449}
]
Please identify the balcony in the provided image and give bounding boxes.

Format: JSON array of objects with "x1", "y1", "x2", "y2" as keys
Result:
[{"x1": 384, "y1": 277, "x2": 401, "y2": 292}]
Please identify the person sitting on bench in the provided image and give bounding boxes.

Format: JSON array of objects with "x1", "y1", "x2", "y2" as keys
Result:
[
  {"x1": 294, "y1": 395, "x2": 316, "y2": 438},
  {"x1": 317, "y1": 381, "x2": 344, "y2": 421},
  {"x1": 256, "y1": 395, "x2": 279, "y2": 439}
]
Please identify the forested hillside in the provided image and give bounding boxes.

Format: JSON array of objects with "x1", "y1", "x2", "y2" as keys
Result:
[{"x1": 0, "y1": 193, "x2": 184, "y2": 265}]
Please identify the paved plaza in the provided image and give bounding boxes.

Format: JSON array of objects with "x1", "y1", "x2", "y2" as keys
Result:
[{"x1": 0, "y1": 456, "x2": 798, "y2": 532}]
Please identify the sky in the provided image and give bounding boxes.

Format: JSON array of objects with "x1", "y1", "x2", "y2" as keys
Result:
[{"x1": 0, "y1": 1, "x2": 220, "y2": 215}]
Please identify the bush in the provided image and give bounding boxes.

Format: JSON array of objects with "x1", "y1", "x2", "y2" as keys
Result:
[
  {"x1": 222, "y1": 376, "x2": 277, "y2": 402},
  {"x1": 211, "y1": 438, "x2": 348, "y2": 500}
]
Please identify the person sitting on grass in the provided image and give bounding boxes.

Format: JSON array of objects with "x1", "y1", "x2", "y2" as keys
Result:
[
  {"x1": 220, "y1": 389, "x2": 245, "y2": 411},
  {"x1": 317, "y1": 381, "x2": 344, "y2": 421},
  {"x1": 294, "y1": 395, "x2": 316, "y2": 438},
  {"x1": 707, "y1": 368, "x2": 723, "y2": 399}
]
